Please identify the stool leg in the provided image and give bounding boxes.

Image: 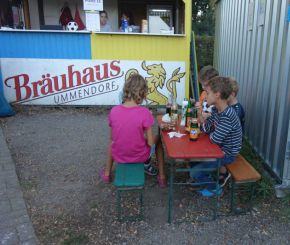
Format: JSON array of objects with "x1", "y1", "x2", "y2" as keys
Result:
[
  {"x1": 140, "y1": 189, "x2": 144, "y2": 220},
  {"x1": 168, "y1": 160, "x2": 174, "y2": 223},
  {"x1": 117, "y1": 190, "x2": 121, "y2": 221},
  {"x1": 230, "y1": 181, "x2": 236, "y2": 214},
  {"x1": 247, "y1": 183, "x2": 255, "y2": 212}
]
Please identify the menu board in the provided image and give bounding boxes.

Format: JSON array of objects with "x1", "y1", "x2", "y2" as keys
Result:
[{"x1": 83, "y1": 0, "x2": 103, "y2": 11}]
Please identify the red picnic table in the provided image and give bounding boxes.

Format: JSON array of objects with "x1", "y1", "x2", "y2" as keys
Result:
[{"x1": 157, "y1": 115, "x2": 224, "y2": 223}]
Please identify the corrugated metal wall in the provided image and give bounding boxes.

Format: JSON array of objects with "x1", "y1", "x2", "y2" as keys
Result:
[
  {"x1": 0, "y1": 30, "x2": 91, "y2": 59},
  {"x1": 214, "y1": 0, "x2": 290, "y2": 184}
]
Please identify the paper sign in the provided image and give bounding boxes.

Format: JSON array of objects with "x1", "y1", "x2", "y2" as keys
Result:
[
  {"x1": 85, "y1": 11, "x2": 100, "y2": 32},
  {"x1": 83, "y1": 0, "x2": 103, "y2": 11}
]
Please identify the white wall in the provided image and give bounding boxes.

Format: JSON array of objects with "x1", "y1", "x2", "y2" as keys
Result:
[
  {"x1": 44, "y1": 0, "x2": 85, "y2": 26},
  {"x1": 28, "y1": 0, "x2": 40, "y2": 29},
  {"x1": 104, "y1": 0, "x2": 118, "y2": 32}
]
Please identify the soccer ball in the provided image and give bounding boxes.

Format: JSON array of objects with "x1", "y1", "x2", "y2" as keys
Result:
[
  {"x1": 202, "y1": 100, "x2": 214, "y2": 113},
  {"x1": 66, "y1": 21, "x2": 78, "y2": 31}
]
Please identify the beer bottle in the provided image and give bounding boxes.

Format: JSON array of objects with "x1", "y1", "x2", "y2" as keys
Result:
[
  {"x1": 189, "y1": 116, "x2": 199, "y2": 141},
  {"x1": 166, "y1": 93, "x2": 173, "y2": 116},
  {"x1": 185, "y1": 99, "x2": 192, "y2": 132},
  {"x1": 192, "y1": 107, "x2": 201, "y2": 135},
  {"x1": 171, "y1": 96, "x2": 178, "y2": 126}
]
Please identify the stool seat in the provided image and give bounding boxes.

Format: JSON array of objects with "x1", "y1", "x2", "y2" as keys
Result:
[
  {"x1": 113, "y1": 163, "x2": 145, "y2": 221},
  {"x1": 114, "y1": 163, "x2": 145, "y2": 187}
]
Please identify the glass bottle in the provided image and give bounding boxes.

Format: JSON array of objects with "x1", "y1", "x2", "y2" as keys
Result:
[
  {"x1": 166, "y1": 93, "x2": 173, "y2": 116},
  {"x1": 189, "y1": 113, "x2": 199, "y2": 141},
  {"x1": 185, "y1": 99, "x2": 192, "y2": 132},
  {"x1": 171, "y1": 96, "x2": 178, "y2": 126}
]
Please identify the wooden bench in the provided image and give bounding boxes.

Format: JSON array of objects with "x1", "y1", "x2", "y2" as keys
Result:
[{"x1": 226, "y1": 154, "x2": 261, "y2": 214}]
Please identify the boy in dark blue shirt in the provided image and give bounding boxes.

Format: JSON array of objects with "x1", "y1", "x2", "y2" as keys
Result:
[
  {"x1": 228, "y1": 78, "x2": 245, "y2": 132},
  {"x1": 191, "y1": 76, "x2": 242, "y2": 192}
]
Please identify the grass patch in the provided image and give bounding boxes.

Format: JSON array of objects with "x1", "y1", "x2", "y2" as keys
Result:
[
  {"x1": 62, "y1": 231, "x2": 89, "y2": 245},
  {"x1": 20, "y1": 179, "x2": 35, "y2": 191},
  {"x1": 280, "y1": 193, "x2": 290, "y2": 221}
]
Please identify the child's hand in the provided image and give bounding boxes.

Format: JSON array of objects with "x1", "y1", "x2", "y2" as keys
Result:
[
  {"x1": 195, "y1": 101, "x2": 201, "y2": 109},
  {"x1": 202, "y1": 112, "x2": 212, "y2": 120}
]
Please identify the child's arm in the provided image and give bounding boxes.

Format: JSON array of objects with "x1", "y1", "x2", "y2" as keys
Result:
[
  {"x1": 209, "y1": 116, "x2": 232, "y2": 145},
  {"x1": 145, "y1": 127, "x2": 154, "y2": 147},
  {"x1": 201, "y1": 114, "x2": 215, "y2": 133}
]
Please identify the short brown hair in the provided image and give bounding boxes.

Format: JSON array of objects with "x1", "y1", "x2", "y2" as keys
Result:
[
  {"x1": 229, "y1": 77, "x2": 239, "y2": 96},
  {"x1": 122, "y1": 74, "x2": 148, "y2": 104},
  {"x1": 206, "y1": 76, "x2": 232, "y2": 100},
  {"x1": 198, "y1": 65, "x2": 219, "y2": 84}
]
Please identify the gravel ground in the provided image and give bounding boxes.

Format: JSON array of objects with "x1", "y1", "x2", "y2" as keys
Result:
[{"x1": 1, "y1": 107, "x2": 290, "y2": 245}]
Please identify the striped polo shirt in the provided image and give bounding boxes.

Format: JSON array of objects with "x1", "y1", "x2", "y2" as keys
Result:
[{"x1": 202, "y1": 106, "x2": 242, "y2": 157}]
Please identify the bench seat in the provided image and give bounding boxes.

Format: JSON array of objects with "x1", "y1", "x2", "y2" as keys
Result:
[
  {"x1": 226, "y1": 154, "x2": 261, "y2": 183},
  {"x1": 225, "y1": 154, "x2": 261, "y2": 214}
]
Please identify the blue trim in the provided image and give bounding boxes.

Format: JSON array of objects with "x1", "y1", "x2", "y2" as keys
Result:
[
  {"x1": 0, "y1": 31, "x2": 91, "y2": 59},
  {"x1": 0, "y1": 72, "x2": 15, "y2": 116}
]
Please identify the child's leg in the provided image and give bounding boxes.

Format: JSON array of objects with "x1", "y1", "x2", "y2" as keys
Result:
[{"x1": 154, "y1": 135, "x2": 166, "y2": 179}]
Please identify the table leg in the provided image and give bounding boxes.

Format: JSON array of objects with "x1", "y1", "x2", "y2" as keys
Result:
[
  {"x1": 168, "y1": 160, "x2": 174, "y2": 223},
  {"x1": 213, "y1": 158, "x2": 221, "y2": 219}
]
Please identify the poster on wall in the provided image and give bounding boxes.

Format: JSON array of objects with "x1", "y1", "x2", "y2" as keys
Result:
[
  {"x1": 0, "y1": 58, "x2": 186, "y2": 106},
  {"x1": 83, "y1": 0, "x2": 103, "y2": 11},
  {"x1": 86, "y1": 11, "x2": 100, "y2": 31}
]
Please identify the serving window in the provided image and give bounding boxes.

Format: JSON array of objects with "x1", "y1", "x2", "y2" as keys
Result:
[{"x1": 0, "y1": 0, "x2": 185, "y2": 35}]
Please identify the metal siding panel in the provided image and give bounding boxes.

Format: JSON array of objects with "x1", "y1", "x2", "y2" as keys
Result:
[
  {"x1": 259, "y1": 0, "x2": 278, "y2": 161},
  {"x1": 0, "y1": 31, "x2": 91, "y2": 59},
  {"x1": 256, "y1": 0, "x2": 272, "y2": 154},
  {"x1": 91, "y1": 34, "x2": 188, "y2": 61},
  {"x1": 215, "y1": 0, "x2": 290, "y2": 182},
  {"x1": 243, "y1": 3, "x2": 253, "y2": 135},
  {"x1": 229, "y1": 1, "x2": 238, "y2": 76},
  {"x1": 273, "y1": 2, "x2": 290, "y2": 178},
  {"x1": 236, "y1": 0, "x2": 246, "y2": 83},
  {"x1": 264, "y1": 0, "x2": 281, "y2": 164},
  {"x1": 239, "y1": 0, "x2": 249, "y2": 111},
  {"x1": 246, "y1": 0, "x2": 259, "y2": 140},
  {"x1": 247, "y1": 0, "x2": 261, "y2": 142},
  {"x1": 233, "y1": 0, "x2": 242, "y2": 79}
]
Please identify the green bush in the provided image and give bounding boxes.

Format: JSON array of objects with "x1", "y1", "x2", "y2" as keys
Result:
[{"x1": 195, "y1": 35, "x2": 215, "y2": 70}]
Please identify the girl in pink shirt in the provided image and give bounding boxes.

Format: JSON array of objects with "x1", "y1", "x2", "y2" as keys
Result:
[{"x1": 100, "y1": 74, "x2": 166, "y2": 187}]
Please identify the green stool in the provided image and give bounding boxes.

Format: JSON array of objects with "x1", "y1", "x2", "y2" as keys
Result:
[{"x1": 114, "y1": 163, "x2": 145, "y2": 221}]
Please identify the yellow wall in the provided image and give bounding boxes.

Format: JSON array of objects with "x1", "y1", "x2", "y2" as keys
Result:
[{"x1": 91, "y1": 0, "x2": 192, "y2": 97}]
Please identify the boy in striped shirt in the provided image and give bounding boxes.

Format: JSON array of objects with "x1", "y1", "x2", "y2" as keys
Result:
[{"x1": 191, "y1": 76, "x2": 242, "y2": 190}]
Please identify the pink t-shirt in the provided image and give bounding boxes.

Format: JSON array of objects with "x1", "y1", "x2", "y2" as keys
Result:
[{"x1": 109, "y1": 105, "x2": 154, "y2": 163}]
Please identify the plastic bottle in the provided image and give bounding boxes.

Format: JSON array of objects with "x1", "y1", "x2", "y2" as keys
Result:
[
  {"x1": 122, "y1": 18, "x2": 129, "y2": 32},
  {"x1": 180, "y1": 98, "x2": 188, "y2": 126}
]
